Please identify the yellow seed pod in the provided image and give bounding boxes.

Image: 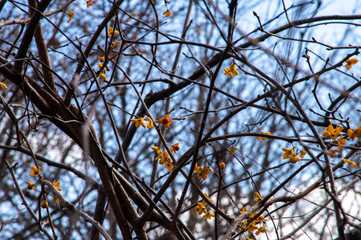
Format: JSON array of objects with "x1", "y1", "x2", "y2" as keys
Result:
[{"x1": 219, "y1": 162, "x2": 225, "y2": 170}]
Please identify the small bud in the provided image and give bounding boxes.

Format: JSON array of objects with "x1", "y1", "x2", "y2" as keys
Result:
[{"x1": 41, "y1": 200, "x2": 49, "y2": 208}]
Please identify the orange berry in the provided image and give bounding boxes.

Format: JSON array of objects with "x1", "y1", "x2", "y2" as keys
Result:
[{"x1": 162, "y1": 118, "x2": 169, "y2": 124}]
